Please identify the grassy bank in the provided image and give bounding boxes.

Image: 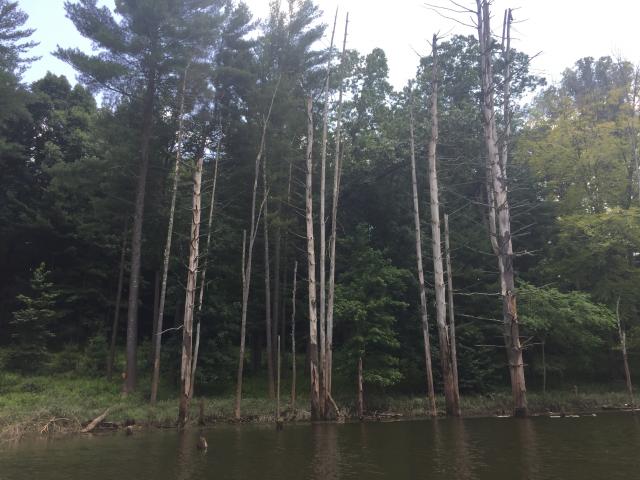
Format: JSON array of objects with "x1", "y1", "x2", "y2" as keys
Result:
[{"x1": 0, "y1": 373, "x2": 634, "y2": 442}]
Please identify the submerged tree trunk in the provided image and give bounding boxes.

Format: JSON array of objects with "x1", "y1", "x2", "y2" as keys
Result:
[
  {"x1": 290, "y1": 260, "x2": 298, "y2": 410},
  {"x1": 444, "y1": 214, "x2": 460, "y2": 403},
  {"x1": 304, "y1": 96, "x2": 321, "y2": 420},
  {"x1": 108, "y1": 218, "x2": 128, "y2": 380},
  {"x1": 326, "y1": 13, "x2": 349, "y2": 404},
  {"x1": 427, "y1": 35, "x2": 460, "y2": 417},
  {"x1": 616, "y1": 297, "x2": 634, "y2": 406},
  {"x1": 178, "y1": 149, "x2": 205, "y2": 428},
  {"x1": 124, "y1": 67, "x2": 157, "y2": 395},
  {"x1": 235, "y1": 79, "x2": 280, "y2": 420},
  {"x1": 151, "y1": 67, "x2": 188, "y2": 404},
  {"x1": 477, "y1": 1, "x2": 527, "y2": 417},
  {"x1": 408, "y1": 89, "x2": 437, "y2": 416},
  {"x1": 264, "y1": 156, "x2": 275, "y2": 399}
]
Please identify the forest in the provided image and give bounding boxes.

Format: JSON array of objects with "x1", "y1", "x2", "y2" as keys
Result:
[{"x1": 1, "y1": 0, "x2": 639, "y2": 429}]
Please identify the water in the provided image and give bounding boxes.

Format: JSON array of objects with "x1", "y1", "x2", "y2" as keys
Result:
[{"x1": 2, "y1": 414, "x2": 639, "y2": 479}]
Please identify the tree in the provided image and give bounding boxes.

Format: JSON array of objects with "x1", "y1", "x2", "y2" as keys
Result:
[{"x1": 8, "y1": 263, "x2": 59, "y2": 371}]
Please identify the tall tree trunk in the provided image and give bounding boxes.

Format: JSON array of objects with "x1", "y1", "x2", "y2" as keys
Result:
[
  {"x1": 304, "y1": 96, "x2": 321, "y2": 420},
  {"x1": 427, "y1": 35, "x2": 460, "y2": 417},
  {"x1": 356, "y1": 356, "x2": 364, "y2": 419},
  {"x1": 108, "y1": 217, "x2": 128, "y2": 380},
  {"x1": 235, "y1": 79, "x2": 280, "y2": 420},
  {"x1": 151, "y1": 67, "x2": 188, "y2": 404},
  {"x1": 178, "y1": 149, "x2": 205, "y2": 428},
  {"x1": 264, "y1": 155, "x2": 276, "y2": 399},
  {"x1": 326, "y1": 13, "x2": 349, "y2": 402},
  {"x1": 444, "y1": 214, "x2": 461, "y2": 403},
  {"x1": 616, "y1": 297, "x2": 634, "y2": 406},
  {"x1": 124, "y1": 67, "x2": 157, "y2": 395},
  {"x1": 477, "y1": 1, "x2": 527, "y2": 417},
  {"x1": 318, "y1": 10, "x2": 338, "y2": 418},
  {"x1": 149, "y1": 269, "x2": 160, "y2": 365},
  {"x1": 276, "y1": 335, "x2": 281, "y2": 421},
  {"x1": 408, "y1": 88, "x2": 437, "y2": 416},
  {"x1": 290, "y1": 260, "x2": 298, "y2": 410},
  {"x1": 190, "y1": 134, "x2": 221, "y2": 400}
]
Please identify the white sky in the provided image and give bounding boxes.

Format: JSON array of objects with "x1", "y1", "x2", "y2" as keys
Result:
[{"x1": 20, "y1": 0, "x2": 640, "y2": 89}]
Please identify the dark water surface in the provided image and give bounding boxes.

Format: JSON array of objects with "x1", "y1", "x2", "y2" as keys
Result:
[{"x1": 2, "y1": 413, "x2": 640, "y2": 479}]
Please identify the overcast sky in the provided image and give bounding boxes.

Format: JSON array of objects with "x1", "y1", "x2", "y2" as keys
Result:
[{"x1": 19, "y1": 0, "x2": 640, "y2": 90}]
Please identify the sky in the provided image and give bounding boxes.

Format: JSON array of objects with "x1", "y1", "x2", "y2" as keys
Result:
[{"x1": 19, "y1": 0, "x2": 640, "y2": 90}]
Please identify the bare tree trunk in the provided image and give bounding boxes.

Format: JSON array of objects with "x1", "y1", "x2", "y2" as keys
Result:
[
  {"x1": 477, "y1": 1, "x2": 527, "y2": 417},
  {"x1": 326, "y1": 13, "x2": 349, "y2": 402},
  {"x1": 151, "y1": 67, "x2": 188, "y2": 404},
  {"x1": 408, "y1": 89, "x2": 437, "y2": 417},
  {"x1": 264, "y1": 156, "x2": 276, "y2": 399},
  {"x1": 318, "y1": 10, "x2": 338, "y2": 418},
  {"x1": 427, "y1": 35, "x2": 460, "y2": 417},
  {"x1": 190, "y1": 134, "x2": 222, "y2": 400},
  {"x1": 150, "y1": 270, "x2": 160, "y2": 365},
  {"x1": 356, "y1": 356, "x2": 364, "y2": 419},
  {"x1": 616, "y1": 297, "x2": 634, "y2": 406},
  {"x1": 304, "y1": 96, "x2": 321, "y2": 420},
  {"x1": 178, "y1": 150, "x2": 205, "y2": 428},
  {"x1": 541, "y1": 338, "x2": 546, "y2": 395},
  {"x1": 444, "y1": 214, "x2": 461, "y2": 404},
  {"x1": 277, "y1": 335, "x2": 281, "y2": 421},
  {"x1": 108, "y1": 218, "x2": 128, "y2": 380},
  {"x1": 235, "y1": 79, "x2": 280, "y2": 420},
  {"x1": 124, "y1": 67, "x2": 157, "y2": 395},
  {"x1": 290, "y1": 260, "x2": 298, "y2": 410}
]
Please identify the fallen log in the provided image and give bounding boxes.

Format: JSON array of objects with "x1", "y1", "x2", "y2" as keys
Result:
[{"x1": 81, "y1": 408, "x2": 111, "y2": 433}]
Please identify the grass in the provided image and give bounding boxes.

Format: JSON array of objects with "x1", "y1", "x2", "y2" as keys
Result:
[{"x1": 0, "y1": 371, "x2": 635, "y2": 443}]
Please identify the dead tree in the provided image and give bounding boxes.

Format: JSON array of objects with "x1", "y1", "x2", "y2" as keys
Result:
[
  {"x1": 444, "y1": 214, "x2": 460, "y2": 398},
  {"x1": 263, "y1": 154, "x2": 276, "y2": 399},
  {"x1": 325, "y1": 12, "x2": 349, "y2": 406},
  {"x1": 178, "y1": 143, "x2": 205, "y2": 428},
  {"x1": 304, "y1": 96, "x2": 321, "y2": 420},
  {"x1": 190, "y1": 134, "x2": 222, "y2": 400},
  {"x1": 290, "y1": 260, "x2": 298, "y2": 410},
  {"x1": 477, "y1": 1, "x2": 527, "y2": 417},
  {"x1": 318, "y1": 9, "x2": 338, "y2": 417},
  {"x1": 107, "y1": 217, "x2": 128, "y2": 380},
  {"x1": 616, "y1": 297, "x2": 634, "y2": 406},
  {"x1": 427, "y1": 34, "x2": 460, "y2": 417},
  {"x1": 151, "y1": 67, "x2": 188, "y2": 404},
  {"x1": 408, "y1": 87, "x2": 437, "y2": 416},
  {"x1": 235, "y1": 79, "x2": 280, "y2": 420}
]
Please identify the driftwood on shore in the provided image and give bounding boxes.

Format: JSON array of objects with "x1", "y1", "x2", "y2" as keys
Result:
[{"x1": 81, "y1": 408, "x2": 111, "y2": 433}]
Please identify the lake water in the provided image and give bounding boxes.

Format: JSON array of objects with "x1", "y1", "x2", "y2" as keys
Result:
[{"x1": 2, "y1": 413, "x2": 639, "y2": 479}]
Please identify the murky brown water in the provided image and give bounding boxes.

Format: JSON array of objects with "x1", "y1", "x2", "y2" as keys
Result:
[{"x1": 2, "y1": 413, "x2": 639, "y2": 479}]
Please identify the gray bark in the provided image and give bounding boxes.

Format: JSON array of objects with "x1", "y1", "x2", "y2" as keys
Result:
[{"x1": 444, "y1": 214, "x2": 460, "y2": 400}]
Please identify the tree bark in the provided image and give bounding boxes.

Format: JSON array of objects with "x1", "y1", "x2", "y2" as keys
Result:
[
  {"x1": 477, "y1": 1, "x2": 527, "y2": 417},
  {"x1": 356, "y1": 356, "x2": 364, "y2": 419},
  {"x1": 150, "y1": 270, "x2": 160, "y2": 365},
  {"x1": 616, "y1": 297, "x2": 634, "y2": 406},
  {"x1": 235, "y1": 79, "x2": 280, "y2": 420},
  {"x1": 318, "y1": 10, "x2": 338, "y2": 417},
  {"x1": 304, "y1": 96, "x2": 321, "y2": 420},
  {"x1": 290, "y1": 260, "x2": 298, "y2": 410},
  {"x1": 408, "y1": 88, "x2": 437, "y2": 417},
  {"x1": 427, "y1": 35, "x2": 460, "y2": 417},
  {"x1": 178, "y1": 148, "x2": 205, "y2": 428},
  {"x1": 107, "y1": 218, "x2": 128, "y2": 380},
  {"x1": 124, "y1": 66, "x2": 157, "y2": 395},
  {"x1": 326, "y1": 13, "x2": 349, "y2": 402},
  {"x1": 264, "y1": 155, "x2": 276, "y2": 399},
  {"x1": 277, "y1": 335, "x2": 281, "y2": 421},
  {"x1": 151, "y1": 67, "x2": 188, "y2": 404},
  {"x1": 444, "y1": 214, "x2": 461, "y2": 404}
]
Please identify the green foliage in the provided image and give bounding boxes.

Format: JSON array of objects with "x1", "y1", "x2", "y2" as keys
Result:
[
  {"x1": 7, "y1": 263, "x2": 60, "y2": 371},
  {"x1": 335, "y1": 225, "x2": 409, "y2": 389}
]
